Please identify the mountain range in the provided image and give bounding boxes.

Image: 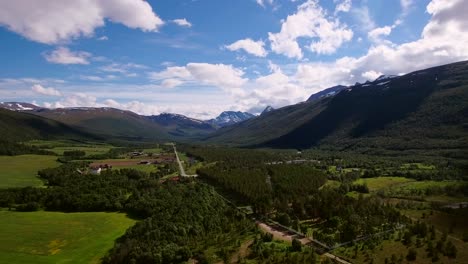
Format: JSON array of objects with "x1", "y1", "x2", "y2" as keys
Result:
[
  {"x1": 1, "y1": 60, "x2": 467, "y2": 159},
  {"x1": 0, "y1": 103, "x2": 256, "y2": 141}
]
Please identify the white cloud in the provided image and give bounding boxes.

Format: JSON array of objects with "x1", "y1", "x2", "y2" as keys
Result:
[
  {"x1": 368, "y1": 26, "x2": 393, "y2": 43},
  {"x1": 351, "y1": 6, "x2": 376, "y2": 32},
  {"x1": 31, "y1": 84, "x2": 62, "y2": 96},
  {"x1": 43, "y1": 47, "x2": 91, "y2": 65},
  {"x1": 400, "y1": 0, "x2": 413, "y2": 15},
  {"x1": 149, "y1": 66, "x2": 191, "y2": 80},
  {"x1": 225, "y1": 38, "x2": 268, "y2": 57},
  {"x1": 46, "y1": 93, "x2": 97, "y2": 108},
  {"x1": 0, "y1": 0, "x2": 164, "y2": 44},
  {"x1": 361, "y1": 70, "x2": 383, "y2": 81},
  {"x1": 100, "y1": 62, "x2": 147, "y2": 76},
  {"x1": 296, "y1": 0, "x2": 468, "y2": 88},
  {"x1": 172, "y1": 18, "x2": 192, "y2": 28},
  {"x1": 268, "y1": 0, "x2": 353, "y2": 59},
  {"x1": 161, "y1": 79, "x2": 184, "y2": 88},
  {"x1": 97, "y1": 36, "x2": 108, "y2": 41},
  {"x1": 187, "y1": 63, "x2": 247, "y2": 90},
  {"x1": 80, "y1": 75, "x2": 117, "y2": 81},
  {"x1": 149, "y1": 63, "x2": 247, "y2": 92},
  {"x1": 334, "y1": 0, "x2": 352, "y2": 15},
  {"x1": 294, "y1": 62, "x2": 352, "y2": 92},
  {"x1": 256, "y1": 0, "x2": 274, "y2": 7},
  {"x1": 368, "y1": 20, "x2": 402, "y2": 44}
]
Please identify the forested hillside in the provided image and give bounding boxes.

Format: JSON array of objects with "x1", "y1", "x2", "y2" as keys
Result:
[
  {"x1": 30, "y1": 108, "x2": 169, "y2": 141},
  {"x1": 0, "y1": 109, "x2": 95, "y2": 142},
  {"x1": 205, "y1": 61, "x2": 468, "y2": 162}
]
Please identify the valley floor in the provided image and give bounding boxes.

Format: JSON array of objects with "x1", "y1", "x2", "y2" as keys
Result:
[{"x1": 0, "y1": 211, "x2": 135, "y2": 264}]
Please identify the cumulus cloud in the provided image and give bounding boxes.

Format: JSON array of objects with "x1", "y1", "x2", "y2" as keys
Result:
[
  {"x1": 225, "y1": 38, "x2": 268, "y2": 57},
  {"x1": 368, "y1": 20, "x2": 402, "y2": 44},
  {"x1": 368, "y1": 26, "x2": 393, "y2": 43},
  {"x1": 334, "y1": 0, "x2": 352, "y2": 15},
  {"x1": 172, "y1": 18, "x2": 192, "y2": 28},
  {"x1": 149, "y1": 63, "x2": 247, "y2": 92},
  {"x1": 43, "y1": 47, "x2": 91, "y2": 65},
  {"x1": 268, "y1": 0, "x2": 353, "y2": 59},
  {"x1": 0, "y1": 0, "x2": 164, "y2": 44},
  {"x1": 295, "y1": 0, "x2": 468, "y2": 88},
  {"x1": 45, "y1": 93, "x2": 97, "y2": 108},
  {"x1": 31, "y1": 84, "x2": 62, "y2": 96},
  {"x1": 361, "y1": 70, "x2": 383, "y2": 81}
]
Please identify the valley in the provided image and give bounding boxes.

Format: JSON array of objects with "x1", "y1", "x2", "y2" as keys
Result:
[{"x1": 0, "y1": 62, "x2": 467, "y2": 264}]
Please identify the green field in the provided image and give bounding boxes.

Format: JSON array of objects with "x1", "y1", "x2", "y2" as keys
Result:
[
  {"x1": 354, "y1": 177, "x2": 415, "y2": 192},
  {"x1": 0, "y1": 211, "x2": 136, "y2": 264},
  {"x1": 49, "y1": 146, "x2": 113, "y2": 156},
  {"x1": 26, "y1": 140, "x2": 114, "y2": 157},
  {"x1": 0, "y1": 155, "x2": 60, "y2": 188},
  {"x1": 93, "y1": 159, "x2": 159, "y2": 173},
  {"x1": 118, "y1": 165, "x2": 159, "y2": 173},
  {"x1": 389, "y1": 181, "x2": 462, "y2": 194}
]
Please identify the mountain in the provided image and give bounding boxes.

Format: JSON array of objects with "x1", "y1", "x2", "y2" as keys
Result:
[
  {"x1": 29, "y1": 107, "x2": 169, "y2": 141},
  {"x1": 0, "y1": 108, "x2": 97, "y2": 142},
  {"x1": 0, "y1": 102, "x2": 42, "y2": 111},
  {"x1": 307, "y1": 85, "x2": 347, "y2": 102},
  {"x1": 374, "y1": 75, "x2": 398, "y2": 82},
  {"x1": 205, "y1": 60, "x2": 468, "y2": 158},
  {"x1": 146, "y1": 113, "x2": 216, "y2": 138},
  {"x1": 204, "y1": 100, "x2": 326, "y2": 145},
  {"x1": 261, "y1": 106, "x2": 275, "y2": 115},
  {"x1": 0, "y1": 102, "x2": 219, "y2": 140},
  {"x1": 207, "y1": 111, "x2": 255, "y2": 127}
]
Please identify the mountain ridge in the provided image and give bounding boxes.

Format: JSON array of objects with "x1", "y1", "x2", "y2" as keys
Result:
[{"x1": 205, "y1": 60, "x2": 468, "y2": 159}]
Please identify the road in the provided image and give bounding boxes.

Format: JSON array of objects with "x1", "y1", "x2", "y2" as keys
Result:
[
  {"x1": 172, "y1": 144, "x2": 197, "y2": 177},
  {"x1": 256, "y1": 220, "x2": 352, "y2": 264}
]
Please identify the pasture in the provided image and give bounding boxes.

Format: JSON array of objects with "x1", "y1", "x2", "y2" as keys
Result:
[
  {"x1": 89, "y1": 159, "x2": 160, "y2": 173},
  {"x1": 354, "y1": 177, "x2": 415, "y2": 192},
  {"x1": 0, "y1": 155, "x2": 59, "y2": 188},
  {"x1": 26, "y1": 140, "x2": 114, "y2": 157},
  {"x1": 0, "y1": 211, "x2": 135, "y2": 264}
]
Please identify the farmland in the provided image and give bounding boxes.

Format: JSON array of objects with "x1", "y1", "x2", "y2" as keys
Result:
[
  {"x1": 0, "y1": 155, "x2": 59, "y2": 188},
  {"x1": 0, "y1": 211, "x2": 135, "y2": 264}
]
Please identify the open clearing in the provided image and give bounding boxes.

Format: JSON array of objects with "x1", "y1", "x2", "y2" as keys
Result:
[
  {"x1": 0, "y1": 155, "x2": 59, "y2": 188},
  {"x1": 354, "y1": 177, "x2": 415, "y2": 192},
  {"x1": 0, "y1": 211, "x2": 135, "y2": 264},
  {"x1": 48, "y1": 146, "x2": 113, "y2": 156}
]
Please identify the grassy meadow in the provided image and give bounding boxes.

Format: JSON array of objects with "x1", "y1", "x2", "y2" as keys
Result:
[
  {"x1": 0, "y1": 155, "x2": 59, "y2": 188},
  {"x1": 354, "y1": 177, "x2": 415, "y2": 192},
  {"x1": 0, "y1": 211, "x2": 136, "y2": 264}
]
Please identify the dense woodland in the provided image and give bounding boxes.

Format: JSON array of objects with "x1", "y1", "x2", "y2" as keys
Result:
[{"x1": 190, "y1": 146, "x2": 406, "y2": 246}]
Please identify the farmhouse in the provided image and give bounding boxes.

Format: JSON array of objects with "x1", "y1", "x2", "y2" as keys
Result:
[{"x1": 90, "y1": 167, "x2": 101, "y2": 175}]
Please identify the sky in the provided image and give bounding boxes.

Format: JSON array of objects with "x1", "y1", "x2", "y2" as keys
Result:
[{"x1": 0, "y1": 0, "x2": 467, "y2": 119}]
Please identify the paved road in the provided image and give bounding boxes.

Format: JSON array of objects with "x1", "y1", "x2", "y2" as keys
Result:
[{"x1": 172, "y1": 144, "x2": 197, "y2": 177}]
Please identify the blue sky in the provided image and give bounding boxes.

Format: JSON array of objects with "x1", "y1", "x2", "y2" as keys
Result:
[{"x1": 0, "y1": 0, "x2": 467, "y2": 119}]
